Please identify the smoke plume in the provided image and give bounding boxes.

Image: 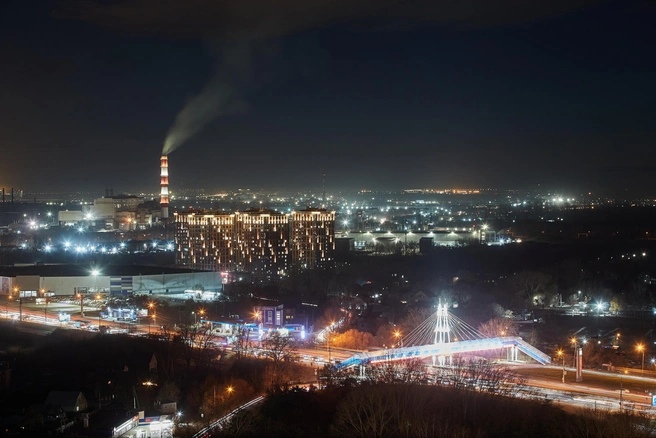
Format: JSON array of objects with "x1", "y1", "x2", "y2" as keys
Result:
[{"x1": 162, "y1": 43, "x2": 250, "y2": 155}]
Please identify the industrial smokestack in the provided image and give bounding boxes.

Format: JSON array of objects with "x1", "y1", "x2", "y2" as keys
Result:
[{"x1": 160, "y1": 155, "x2": 169, "y2": 219}]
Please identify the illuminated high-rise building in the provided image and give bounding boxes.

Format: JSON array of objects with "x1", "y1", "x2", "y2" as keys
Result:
[
  {"x1": 174, "y1": 212, "x2": 235, "y2": 272},
  {"x1": 235, "y1": 210, "x2": 289, "y2": 275},
  {"x1": 290, "y1": 209, "x2": 335, "y2": 269},
  {"x1": 175, "y1": 208, "x2": 335, "y2": 274}
]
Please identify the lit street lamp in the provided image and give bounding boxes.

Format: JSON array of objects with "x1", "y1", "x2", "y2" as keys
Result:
[
  {"x1": 327, "y1": 321, "x2": 335, "y2": 364},
  {"x1": 192, "y1": 309, "x2": 205, "y2": 325},
  {"x1": 557, "y1": 349, "x2": 566, "y2": 383},
  {"x1": 91, "y1": 268, "x2": 100, "y2": 293},
  {"x1": 394, "y1": 330, "x2": 402, "y2": 348},
  {"x1": 148, "y1": 302, "x2": 155, "y2": 334},
  {"x1": 96, "y1": 294, "x2": 102, "y2": 330},
  {"x1": 637, "y1": 343, "x2": 645, "y2": 371}
]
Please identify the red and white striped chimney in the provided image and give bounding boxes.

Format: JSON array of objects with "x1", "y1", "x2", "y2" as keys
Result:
[{"x1": 160, "y1": 155, "x2": 169, "y2": 219}]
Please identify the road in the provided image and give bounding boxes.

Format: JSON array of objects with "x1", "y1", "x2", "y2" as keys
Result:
[
  {"x1": 3, "y1": 299, "x2": 158, "y2": 334},
  {"x1": 512, "y1": 364, "x2": 656, "y2": 415},
  {"x1": 193, "y1": 396, "x2": 265, "y2": 438},
  {"x1": 8, "y1": 300, "x2": 656, "y2": 420}
]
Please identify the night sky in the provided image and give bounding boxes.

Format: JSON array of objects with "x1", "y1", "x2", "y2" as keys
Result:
[{"x1": 1, "y1": 0, "x2": 655, "y2": 195}]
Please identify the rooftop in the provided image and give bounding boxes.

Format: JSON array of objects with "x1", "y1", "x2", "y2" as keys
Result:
[{"x1": 0, "y1": 264, "x2": 203, "y2": 277}]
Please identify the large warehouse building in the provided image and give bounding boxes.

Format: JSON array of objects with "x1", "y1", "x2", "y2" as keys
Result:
[{"x1": 0, "y1": 264, "x2": 223, "y2": 298}]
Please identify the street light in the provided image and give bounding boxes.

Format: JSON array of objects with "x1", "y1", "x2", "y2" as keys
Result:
[
  {"x1": 148, "y1": 302, "x2": 155, "y2": 334},
  {"x1": 637, "y1": 343, "x2": 645, "y2": 371},
  {"x1": 393, "y1": 330, "x2": 402, "y2": 348},
  {"x1": 43, "y1": 289, "x2": 49, "y2": 323},
  {"x1": 14, "y1": 287, "x2": 22, "y2": 322},
  {"x1": 557, "y1": 349, "x2": 565, "y2": 383},
  {"x1": 619, "y1": 370, "x2": 628, "y2": 411},
  {"x1": 96, "y1": 294, "x2": 102, "y2": 330},
  {"x1": 77, "y1": 293, "x2": 85, "y2": 317},
  {"x1": 91, "y1": 268, "x2": 100, "y2": 294},
  {"x1": 327, "y1": 321, "x2": 335, "y2": 364}
]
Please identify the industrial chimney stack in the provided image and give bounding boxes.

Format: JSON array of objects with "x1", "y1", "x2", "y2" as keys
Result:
[{"x1": 160, "y1": 155, "x2": 169, "y2": 219}]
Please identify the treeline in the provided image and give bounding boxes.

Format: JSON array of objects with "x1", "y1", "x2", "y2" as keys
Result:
[{"x1": 217, "y1": 382, "x2": 655, "y2": 438}]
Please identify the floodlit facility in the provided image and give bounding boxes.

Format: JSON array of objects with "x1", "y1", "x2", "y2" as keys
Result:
[{"x1": 0, "y1": 264, "x2": 223, "y2": 297}]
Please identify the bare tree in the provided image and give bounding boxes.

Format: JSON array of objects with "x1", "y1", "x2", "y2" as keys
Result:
[
  {"x1": 259, "y1": 332, "x2": 298, "y2": 392},
  {"x1": 231, "y1": 326, "x2": 250, "y2": 361},
  {"x1": 477, "y1": 317, "x2": 517, "y2": 338},
  {"x1": 510, "y1": 270, "x2": 556, "y2": 307},
  {"x1": 366, "y1": 357, "x2": 425, "y2": 384},
  {"x1": 219, "y1": 409, "x2": 260, "y2": 437},
  {"x1": 332, "y1": 384, "x2": 396, "y2": 437},
  {"x1": 158, "y1": 324, "x2": 179, "y2": 379},
  {"x1": 317, "y1": 363, "x2": 357, "y2": 388},
  {"x1": 177, "y1": 324, "x2": 215, "y2": 369},
  {"x1": 435, "y1": 358, "x2": 527, "y2": 397},
  {"x1": 261, "y1": 332, "x2": 297, "y2": 365},
  {"x1": 332, "y1": 384, "x2": 450, "y2": 438},
  {"x1": 315, "y1": 305, "x2": 347, "y2": 333},
  {"x1": 400, "y1": 307, "x2": 432, "y2": 336}
]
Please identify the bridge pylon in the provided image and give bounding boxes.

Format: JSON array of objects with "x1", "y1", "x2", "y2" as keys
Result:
[{"x1": 433, "y1": 302, "x2": 452, "y2": 366}]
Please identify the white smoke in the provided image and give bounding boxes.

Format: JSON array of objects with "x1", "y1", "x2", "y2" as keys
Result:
[{"x1": 162, "y1": 43, "x2": 250, "y2": 155}]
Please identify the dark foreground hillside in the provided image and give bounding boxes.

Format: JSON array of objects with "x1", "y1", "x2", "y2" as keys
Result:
[{"x1": 216, "y1": 383, "x2": 655, "y2": 438}]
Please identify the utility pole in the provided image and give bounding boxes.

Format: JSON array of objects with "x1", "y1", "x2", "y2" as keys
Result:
[
  {"x1": 620, "y1": 372, "x2": 624, "y2": 411},
  {"x1": 77, "y1": 293, "x2": 84, "y2": 317},
  {"x1": 96, "y1": 295, "x2": 102, "y2": 331}
]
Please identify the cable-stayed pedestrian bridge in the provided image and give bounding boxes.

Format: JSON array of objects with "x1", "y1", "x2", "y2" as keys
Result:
[
  {"x1": 336, "y1": 336, "x2": 551, "y2": 369},
  {"x1": 335, "y1": 303, "x2": 551, "y2": 370}
]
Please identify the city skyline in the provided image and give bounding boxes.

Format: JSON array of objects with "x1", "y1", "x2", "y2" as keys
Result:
[{"x1": 1, "y1": 1, "x2": 655, "y2": 195}]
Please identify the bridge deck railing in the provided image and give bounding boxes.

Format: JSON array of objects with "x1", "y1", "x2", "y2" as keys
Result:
[{"x1": 336, "y1": 336, "x2": 551, "y2": 369}]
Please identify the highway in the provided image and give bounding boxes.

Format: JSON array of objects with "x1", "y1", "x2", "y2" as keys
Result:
[
  {"x1": 2, "y1": 299, "x2": 156, "y2": 334},
  {"x1": 511, "y1": 364, "x2": 656, "y2": 415},
  {"x1": 7, "y1": 300, "x2": 656, "y2": 421}
]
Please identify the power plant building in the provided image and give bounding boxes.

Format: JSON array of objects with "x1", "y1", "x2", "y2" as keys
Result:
[
  {"x1": 55, "y1": 194, "x2": 157, "y2": 230},
  {"x1": 174, "y1": 209, "x2": 335, "y2": 275}
]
